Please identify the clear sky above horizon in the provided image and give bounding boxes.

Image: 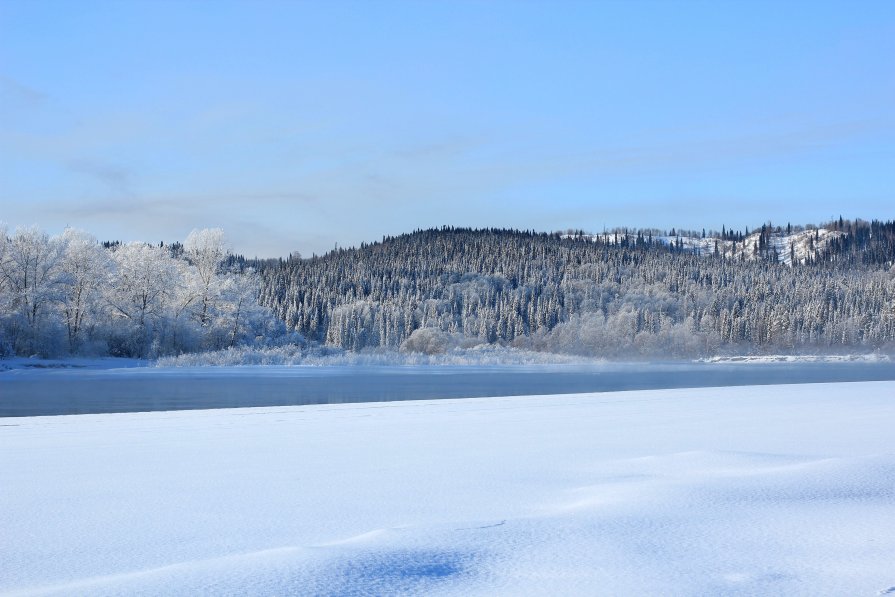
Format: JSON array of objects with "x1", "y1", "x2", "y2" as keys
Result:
[{"x1": 2, "y1": 0, "x2": 894, "y2": 257}]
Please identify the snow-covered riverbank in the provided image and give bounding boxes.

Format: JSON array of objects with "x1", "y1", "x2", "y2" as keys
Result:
[{"x1": 3, "y1": 382, "x2": 895, "y2": 595}]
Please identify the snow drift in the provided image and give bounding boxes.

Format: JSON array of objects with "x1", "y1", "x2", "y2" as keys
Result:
[{"x1": 3, "y1": 381, "x2": 895, "y2": 595}]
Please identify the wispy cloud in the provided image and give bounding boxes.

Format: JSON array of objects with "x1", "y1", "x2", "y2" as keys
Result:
[
  {"x1": 52, "y1": 191, "x2": 316, "y2": 221},
  {"x1": 40, "y1": 192, "x2": 307, "y2": 256},
  {"x1": 0, "y1": 75, "x2": 46, "y2": 109},
  {"x1": 67, "y1": 159, "x2": 133, "y2": 195},
  {"x1": 423, "y1": 117, "x2": 895, "y2": 199},
  {"x1": 392, "y1": 136, "x2": 486, "y2": 160},
  {"x1": 568, "y1": 118, "x2": 894, "y2": 175}
]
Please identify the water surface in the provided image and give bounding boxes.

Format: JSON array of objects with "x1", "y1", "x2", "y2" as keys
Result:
[{"x1": 3, "y1": 361, "x2": 894, "y2": 417}]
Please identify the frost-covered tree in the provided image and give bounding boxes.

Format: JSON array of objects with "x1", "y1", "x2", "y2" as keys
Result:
[
  {"x1": 58, "y1": 229, "x2": 110, "y2": 352},
  {"x1": 105, "y1": 242, "x2": 180, "y2": 356},
  {"x1": 0, "y1": 224, "x2": 11, "y2": 355},
  {"x1": 0, "y1": 226, "x2": 277, "y2": 359},
  {"x1": 183, "y1": 228, "x2": 226, "y2": 327},
  {"x1": 217, "y1": 268, "x2": 266, "y2": 348},
  {"x1": 0, "y1": 226, "x2": 66, "y2": 354}
]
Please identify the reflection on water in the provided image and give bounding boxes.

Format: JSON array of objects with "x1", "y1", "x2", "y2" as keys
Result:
[{"x1": 2, "y1": 362, "x2": 895, "y2": 417}]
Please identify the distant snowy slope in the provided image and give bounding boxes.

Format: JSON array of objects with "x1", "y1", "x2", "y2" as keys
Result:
[
  {"x1": 3, "y1": 381, "x2": 895, "y2": 596},
  {"x1": 567, "y1": 227, "x2": 844, "y2": 264}
]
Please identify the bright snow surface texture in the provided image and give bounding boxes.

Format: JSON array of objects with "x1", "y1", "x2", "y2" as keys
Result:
[{"x1": 3, "y1": 382, "x2": 895, "y2": 596}]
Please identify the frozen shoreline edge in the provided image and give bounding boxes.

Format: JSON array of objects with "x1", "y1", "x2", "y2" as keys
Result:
[{"x1": 1, "y1": 351, "x2": 892, "y2": 372}]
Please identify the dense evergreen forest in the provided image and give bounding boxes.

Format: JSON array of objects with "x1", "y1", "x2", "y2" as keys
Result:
[
  {"x1": 256, "y1": 219, "x2": 895, "y2": 358},
  {"x1": 3, "y1": 219, "x2": 894, "y2": 359}
]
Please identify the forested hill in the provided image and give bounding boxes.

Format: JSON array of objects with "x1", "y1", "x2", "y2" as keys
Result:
[
  {"x1": 3, "y1": 220, "x2": 894, "y2": 360},
  {"x1": 257, "y1": 220, "x2": 895, "y2": 357}
]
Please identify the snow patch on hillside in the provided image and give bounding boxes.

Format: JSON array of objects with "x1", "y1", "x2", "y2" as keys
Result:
[{"x1": 568, "y1": 227, "x2": 844, "y2": 264}]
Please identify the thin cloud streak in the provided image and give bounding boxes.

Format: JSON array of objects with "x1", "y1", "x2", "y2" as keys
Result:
[
  {"x1": 0, "y1": 75, "x2": 46, "y2": 108},
  {"x1": 66, "y1": 159, "x2": 133, "y2": 195},
  {"x1": 467, "y1": 117, "x2": 895, "y2": 190}
]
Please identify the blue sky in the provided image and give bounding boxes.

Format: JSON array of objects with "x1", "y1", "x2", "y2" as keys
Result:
[{"x1": 1, "y1": 0, "x2": 893, "y2": 257}]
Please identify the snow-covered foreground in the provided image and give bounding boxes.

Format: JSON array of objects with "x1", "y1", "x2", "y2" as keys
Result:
[{"x1": 3, "y1": 383, "x2": 895, "y2": 596}]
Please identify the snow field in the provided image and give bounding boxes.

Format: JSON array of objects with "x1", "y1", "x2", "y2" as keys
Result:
[{"x1": 2, "y1": 381, "x2": 895, "y2": 596}]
